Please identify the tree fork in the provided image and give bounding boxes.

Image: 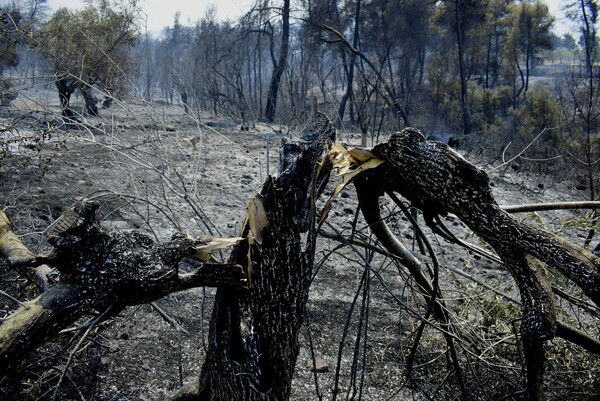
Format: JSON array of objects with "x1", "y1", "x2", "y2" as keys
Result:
[
  {"x1": 365, "y1": 128, "x2": 600, "y2": 307},
  {"x1": 356, "y1": 127, "x2": 600, "y2": 399},
  {"x1": 355, "y1": 183, "x2": 468, "y2": 398}
]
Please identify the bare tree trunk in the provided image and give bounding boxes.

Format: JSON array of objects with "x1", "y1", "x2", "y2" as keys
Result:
[
  {"x1": 337, "y1": 0, "x2": 361, "y2": 128},
  {"x1": 264, "y1": 0, "x2": 290, "y2": 123},
  {"x1": 454, "y1": 0, "x2": 471, "y2": 135},
  {"x1": 183, "y1": 110, "x2": 336, "y2": 400},
  {"x1": 55, "y1": 76, "x2": 77, "y2": 120},
  {"x1": 79, "y1": 84, "x2": 99, "y2": 116}
]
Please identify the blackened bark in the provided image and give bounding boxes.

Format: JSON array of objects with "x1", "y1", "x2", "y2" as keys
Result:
[
  {"x1": 55, "y1": 76, "x2": 77, "y2": 121},
  {"x1": 357, "y1": 127, "x2": 600, "y2": 399},
  {"x1": 0, "y1": 202, "x2": 247, "y2": 374},
  {"x1": 192, "y1": 111, "x2": 335, "y2": 400},
  {"x1": 181, "y1": 90, "x2": 190, "y2": 115},
  {"x1": 367, "y1": 128, "x2": 600, "y2": 308},
  {"x1": 79, "y1": 84, "x2": 99, "y2": 116},
  {"x1": 264, "y1": 0, "x2": 290, "y2": 123},
  {"x1": 102, "y1": 96, "x2": 113, "y2": 108}
]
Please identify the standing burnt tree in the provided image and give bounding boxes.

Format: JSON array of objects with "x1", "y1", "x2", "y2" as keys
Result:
[
  {"x1": 264, "y1": 0, "x2": 290, "y2": 123},
  {"x1": 1, "y1": 107, "x2": 599, "y2": 401}
]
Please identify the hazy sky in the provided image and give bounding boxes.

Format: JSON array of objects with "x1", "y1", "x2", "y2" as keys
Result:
[
  {"x1": 40, "y1": 0, "x2": 573, "y2": 36},
  {"x1": 44, "y1": 0, "x2": 254, "y2": 34}
]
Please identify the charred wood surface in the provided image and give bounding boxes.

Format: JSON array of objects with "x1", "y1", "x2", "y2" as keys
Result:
[
  {"x1": 356, "y1": 127, "x2": 600, "y2": 400},
  {"x1": 192, "y1": 111, "x2": 335, "y2": 401},
  {"x1": 3, "y1": 120, "x2": 598, "y2": 401},
  {"x1": 0, "y1": 202, "x2": 246, "y2": 374}
]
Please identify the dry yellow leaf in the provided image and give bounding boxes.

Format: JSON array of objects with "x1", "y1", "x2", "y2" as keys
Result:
[
  {"x1": 247, "y1": 195, "x2": 269, "y2": 245},
  {"x1": 318, "y1": 144, "x2": 385, "y2": 226},
  {"x1": 194, "y1": 236, "x2": 244, "y2": 262}
]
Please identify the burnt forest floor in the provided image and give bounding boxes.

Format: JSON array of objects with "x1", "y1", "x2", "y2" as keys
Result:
[{"x1": 1, "y1": 88, "x2": 599, "y2": 401}]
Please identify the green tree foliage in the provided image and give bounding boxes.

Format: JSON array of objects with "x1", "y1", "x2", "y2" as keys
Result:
[
  {"x1": 559, "y1": 1, "x2": 600, "y2": 248},
  {"x1": 37, "y1": 0, "x2": 139, "y2": 117},
  {"x1": 566, "y1": 0, "x2": 598, "y2": 74},
  {"x1": 481, "y1": 0, "x2": 513, "y2": 89},
  {"x1": 361, "y1": 0, "x2": 431, "y2": 117},
  {"x1": 0, "y1": 1, "x2": 47, "y2": 105},
  {"x1": 0, "y1": 1, "x2": 47, "y2": 74},
  {"x1": 0, "y1": 7, "x2": 23, "y2": 105},
  {"x1": 432, "y1": 0, "x2": 490, "y2": 135},
  {"x1": 0, "y1": 9, "x2": 24, "y2": 74},
  {"x1": 511, "y1": 85, "x2": 561, "y2": 153},
  {"x1": 502, "y1": 0, "x2": 554, "y2": 102}
]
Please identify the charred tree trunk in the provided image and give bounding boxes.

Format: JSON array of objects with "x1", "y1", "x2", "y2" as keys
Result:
[
  {"x1": 181, "y1": 90, "x2": 190, "y2": 115},
  {"x1": 355, "y1": 128, "x2": 600, "y2": 400},
  {"x1": 264, "y1": 0, "x2": 290, "y2": 123},
  {"x1": 55, "y1": 76, "x2": 77, "y2": 121},
  {"x1": 337, "y1": 0, "x2": 361, "y2": 128},
  {"x1": 180, "y1": 111, "x2": 336, "y2": 400},
  {"x1": 79, "y1": 84, "x2": 99, "y2": 116}
]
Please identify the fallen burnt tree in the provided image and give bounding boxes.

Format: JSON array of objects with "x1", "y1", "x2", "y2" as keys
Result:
[{"x1": 1, "y1": 113, "x2": 599, "y2": 400}]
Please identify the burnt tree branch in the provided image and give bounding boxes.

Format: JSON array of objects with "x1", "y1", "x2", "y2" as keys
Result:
[
  {"x1": 0, "y1": 202, "x2": 246, "y2": 374},
  {"x1": 354, "y1": 127, "x2": 600, "y2": 400}
]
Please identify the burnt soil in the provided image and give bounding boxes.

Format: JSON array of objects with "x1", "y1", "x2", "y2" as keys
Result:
[{"x1": 1, "y1": 89, "x2": 598, "y2": 400}]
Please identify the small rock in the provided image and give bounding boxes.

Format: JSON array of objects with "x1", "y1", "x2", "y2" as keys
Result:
[
  {"x1": 306, "y1": 356, "x2": 329, "y2": 373},
  {"x1": 100, "y1": 356, "x2": 110, "y2": 365}
]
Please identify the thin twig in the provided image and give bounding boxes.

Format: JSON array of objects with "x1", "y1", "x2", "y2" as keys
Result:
[
  {"x1": 493, "y1": 127, "x2": 555, "y2": 171},
  {"x1": 502, "y1": 201, "x2": 600, "y2": 213},
  {"x1": 0, "y1": 290, "x2": 28, "y2": 309},
  {"x1": 51, "y1": 305, "x2": 114, "y2": 401}
]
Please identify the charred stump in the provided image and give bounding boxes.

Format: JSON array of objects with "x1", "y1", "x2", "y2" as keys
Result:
[{"x1": 180, "y1": 111, "x2": 336, "y2": 400}]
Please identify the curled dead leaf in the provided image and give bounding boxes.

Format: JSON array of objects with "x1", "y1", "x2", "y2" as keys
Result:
[
  {"x1": 194, "y1": 236, "x2": 244, "y2": 262},
  {"x1": 247, "y1": 195, "x2": 268, "y2": 245},
  {"x1": 318, "y1": 144, "x2": 384, "y2": 226}
]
